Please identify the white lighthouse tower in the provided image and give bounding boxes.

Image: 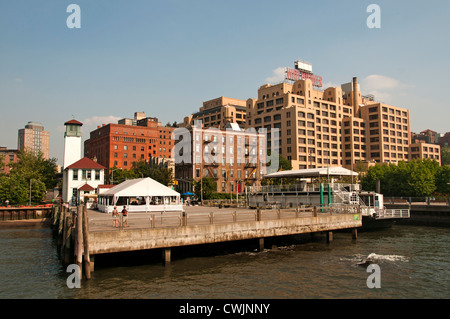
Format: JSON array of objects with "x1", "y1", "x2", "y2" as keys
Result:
[
  {"x1": 63, "y1": 119, "x2": 83, "y2": 169},
  {"x1": 62, "y1": 119, "x2": 83, "y2": 204}
]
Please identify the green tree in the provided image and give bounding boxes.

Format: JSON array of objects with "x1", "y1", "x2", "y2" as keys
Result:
[
  {"x1": 8, "y1": 150, "x2": 58, "y2": 189},
  {"x1": 441, "y1": 147, "x2": 450, "y2": 166},
  {"x1": 193, "y1": 177, "x2": 216, "y2": 200},
  {"x1": 262, "y1": 154, "x2": 292, "y2": 186},
  {"x1": 435, "y1": 165, "x2": 450, "y2": 196},
  {"x1": 110, "y1": 160, "x2": 174, "y2": 186},
  {"x1": 0, "y1": 173, "x2": 46, "y2": 205},
  {"x1": 0, "y1": 150, "x2": 56, "y2": 205},
  {"x1": 360, "y1": 159, "x2": 442, "y2": 197},
  {"x1": 131, "y1": 160, "x2": 173, "y2": 186}
]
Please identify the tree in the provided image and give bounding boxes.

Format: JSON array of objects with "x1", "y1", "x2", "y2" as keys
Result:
[
  {"x1": 8, "y1": 150, "x2": 58, "y2": 189},
  {"x1": 0, "y1": 173, "x2": 46, "y2": 205},
  {"x1": 441, "y1": 147, "x2": 450, "y2": 166},
  {"x1": 435, "y1": 165, "x2": 450, "y2": 196},
  {"x1": 0, "y1": 150, "x2": 57, "y2": 205},
  {"x1": 262, "y1": 154, "x2": 292, "y2": 186},
  {"x1": 192, "y1": 177, "x2": 216, "y2": 200},
  {"x1": 110, "y1": 160, "x2": 174, "y2": 187},
  {"x1": 360, "y1": 159, "x2": 443, "y2": 197},
  {"x1": 131, "y1": 160, "x2": 173, "y2": 186}
]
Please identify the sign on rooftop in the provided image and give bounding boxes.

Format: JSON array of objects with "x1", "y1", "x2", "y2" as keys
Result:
[{"x1": 285, "y1": 60, "x2": 323, "y2": 87}]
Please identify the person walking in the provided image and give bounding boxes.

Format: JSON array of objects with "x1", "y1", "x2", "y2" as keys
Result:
[
  {"x1": 112, "y1": 206, "x2": 119, "y2": 227},
  {"x1": 122, "y1": 205, "x2": 129, "y2": 227}
]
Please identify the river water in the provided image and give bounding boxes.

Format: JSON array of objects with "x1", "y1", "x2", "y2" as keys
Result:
[{"x1": 0, "y1": 224, "x2": 448, "y2": 299}]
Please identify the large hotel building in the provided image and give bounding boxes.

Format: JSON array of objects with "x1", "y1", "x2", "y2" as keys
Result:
[
  {"x1": 245, "y1": 65, "x2": 439, "y2": 169},
  {"x1": 182, "y1": 62, "x2": 440, "y2": 175}
]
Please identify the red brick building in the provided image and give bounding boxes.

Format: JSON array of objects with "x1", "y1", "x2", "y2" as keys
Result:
[
  {"x1": 84, "y1": 113, "x2": 175, "y2": 181},
  {"x1": 0, "y1": 147, "x2": 19, "y2": 174}
]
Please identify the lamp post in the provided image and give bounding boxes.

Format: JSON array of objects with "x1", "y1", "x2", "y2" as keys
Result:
[
  {"x1": 110, "y1": 167, "x2": 122, "y2": 185},
  {"x1": 29, "y1": 178, "x2": 35, "y2": 206}
]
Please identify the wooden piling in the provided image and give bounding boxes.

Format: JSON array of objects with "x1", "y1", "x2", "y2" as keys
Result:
[
  {"x1": 82, "y1": 205, "x2": 91, "y2": 279},
  {"x1": 76, "y1": 206, "x2": 83, "y2": 280},
  {"x1": 352, "y1": 228, "x2": 358, "y2": 240},
  {"x1": 258, "y1": 238, "x2": 265, "y2": 252},
  {"x1": 61, "y1": 212, "x2": 69, "y2": 263},
  {"x1": 163, "y1": 248, "x2": 171, "y2": 266},
  {"x1": 326, "y1": 231, "x2": 333, "y2": 243}
]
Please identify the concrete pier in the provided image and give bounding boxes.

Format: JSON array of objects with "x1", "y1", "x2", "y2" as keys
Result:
[
  {"x1": 60, "y1": 205, "x2": 362, "y2": 276},
  {"x1": 87, "y1": 206, "x2": 361, "y2": 258}
]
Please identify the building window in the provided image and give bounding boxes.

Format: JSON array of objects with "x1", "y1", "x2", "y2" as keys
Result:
[
  {"x1": 82, "y1": 169, "x2": 91, "y2": 180},
  {"x1": 73, "y1": 170, "x2": 78, "y2": 181}
]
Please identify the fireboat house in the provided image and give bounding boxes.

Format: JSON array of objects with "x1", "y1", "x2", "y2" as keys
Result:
[{"x1": 97, "y1": 177, "x2": 182, "y2": 213}]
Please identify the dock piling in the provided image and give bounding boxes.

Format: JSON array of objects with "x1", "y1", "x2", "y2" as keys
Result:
[
  {"x1": 82, "y1": 205, "x2": 92, "y2": 279},
  {"x1": 163, "y1": 248, "x2": 171, "y2": 266},
  {"x1": 76, "y1": 206, "x2": 83, "y2": 280}
]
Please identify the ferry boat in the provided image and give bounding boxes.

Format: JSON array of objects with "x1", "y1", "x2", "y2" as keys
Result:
[{"x1": 245, "y1": 167, "x2": 410, "y2": 230}]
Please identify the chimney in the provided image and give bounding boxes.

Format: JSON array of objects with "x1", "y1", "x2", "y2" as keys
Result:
[{"x1": 353, "y1": 77, "x2": 361, "y2": 117}]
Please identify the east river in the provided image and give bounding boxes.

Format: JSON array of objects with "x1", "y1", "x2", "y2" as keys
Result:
[{"x1": 0, "y1": 224, "x2": 448, "y2": 299}]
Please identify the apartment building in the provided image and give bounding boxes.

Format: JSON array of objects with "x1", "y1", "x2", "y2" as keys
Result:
[
  {"x1": 244, "y1": 72, "x2": 430, "y2": 169},
  {"x1": 409, "y1": 141, "x2": 441, "y2": 163},
  {"x1": 182, "y1": 96, "x2": 247, "y2": 129},
  {"x1": 84, "y1": 113, "x2": 175, "y2": 180},
  {"x1": 359, "y1": 102, "x2": 411, "y2": 164},
  {"x1": 17, "y1": 121, "x2": 50, "y2": 159},
  {"x1": 174, "y1": 123, "x2": 266, "y2": 194}
]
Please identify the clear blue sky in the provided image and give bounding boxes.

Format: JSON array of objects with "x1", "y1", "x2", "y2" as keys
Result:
[{"x1": 1, "y1": 0, "x2": 449, "y2": 165}]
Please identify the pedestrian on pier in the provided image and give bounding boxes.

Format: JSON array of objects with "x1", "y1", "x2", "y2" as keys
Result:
[
  {"x1": 112, "y1": 206, "x2": 119, "y2": 227},
  {"x1": 122, "y1": 206, "x2": 129, "y2": 227}
]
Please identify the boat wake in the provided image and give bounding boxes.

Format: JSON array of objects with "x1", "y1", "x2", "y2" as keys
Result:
[{"x1": 356, "y1": 253, "x2": 409, "y2": 267}]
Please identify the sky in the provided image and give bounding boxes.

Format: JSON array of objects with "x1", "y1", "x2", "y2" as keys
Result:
[{"x1": 1, "y1": 0, "x2": 449, "y2": 165}]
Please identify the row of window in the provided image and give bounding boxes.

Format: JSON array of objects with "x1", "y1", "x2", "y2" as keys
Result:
[{"x1": 72, "y1": 169, "x2": 101, "y2": 181}]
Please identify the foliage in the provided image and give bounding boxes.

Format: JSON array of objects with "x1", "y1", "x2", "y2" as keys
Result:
[
  {"x1": 0, "y1": 150, "x2": 57, "y2": 205},
  {"x1": 441, "y1": 147, "x2": 450, "y2": 166},
  {"x1": 261, "y1": 154, "x2": 293, "y2": 186},
  {"x1": 192, "y1": 177, "x2": 216, "y2": 200},
  {"x1": 110, "y1": 159, "x2": 174, "y2": 186},
  {"x1": 360, "y1": 159, "x2": 449, "y2": 197}
]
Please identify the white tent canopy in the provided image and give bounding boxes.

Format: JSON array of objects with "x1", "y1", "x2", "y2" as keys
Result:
[
  {"x1": 98, "y1": 177, "x2": 182, "y2": 213},
  {"x1": 263, "y1": 167, "x2": 358, "y2": 179},
  {"x1": 101, "y1": 177, "x2": 179, "y2": 197}
]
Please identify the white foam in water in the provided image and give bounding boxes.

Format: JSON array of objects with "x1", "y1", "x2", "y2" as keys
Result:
[{"x1": 366, "y1": 253, "x2": 409, "y2": 262}]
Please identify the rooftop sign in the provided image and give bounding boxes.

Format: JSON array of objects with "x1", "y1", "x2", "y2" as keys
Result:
[{"x1": 285, "y1": 67, "x2": 323, "y2": 87}]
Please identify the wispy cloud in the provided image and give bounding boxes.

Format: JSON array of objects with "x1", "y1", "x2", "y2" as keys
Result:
[
  {"x1": 82, "y1": 115, "x2": 122, "y2": 127},
  {"x1": 361, "y1": 74, "x2": 412, "y2": 103},
  {"x1": 81, "y1": 115, "x2": 122, "y2": 134},
  {"x1": 56, "y1": 115, "x2": 122, "y2": 135},
  {"x1": 265, "y1": 67, "x2": 286, "y2": 84}
]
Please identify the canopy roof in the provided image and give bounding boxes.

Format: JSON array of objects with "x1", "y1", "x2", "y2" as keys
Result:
[
  {"x1": 99, "y1": 177, "x2": 179, "y2": 197},
  {"x1": 263, "y1": 167, "x2": 358, "y2": 179}
]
